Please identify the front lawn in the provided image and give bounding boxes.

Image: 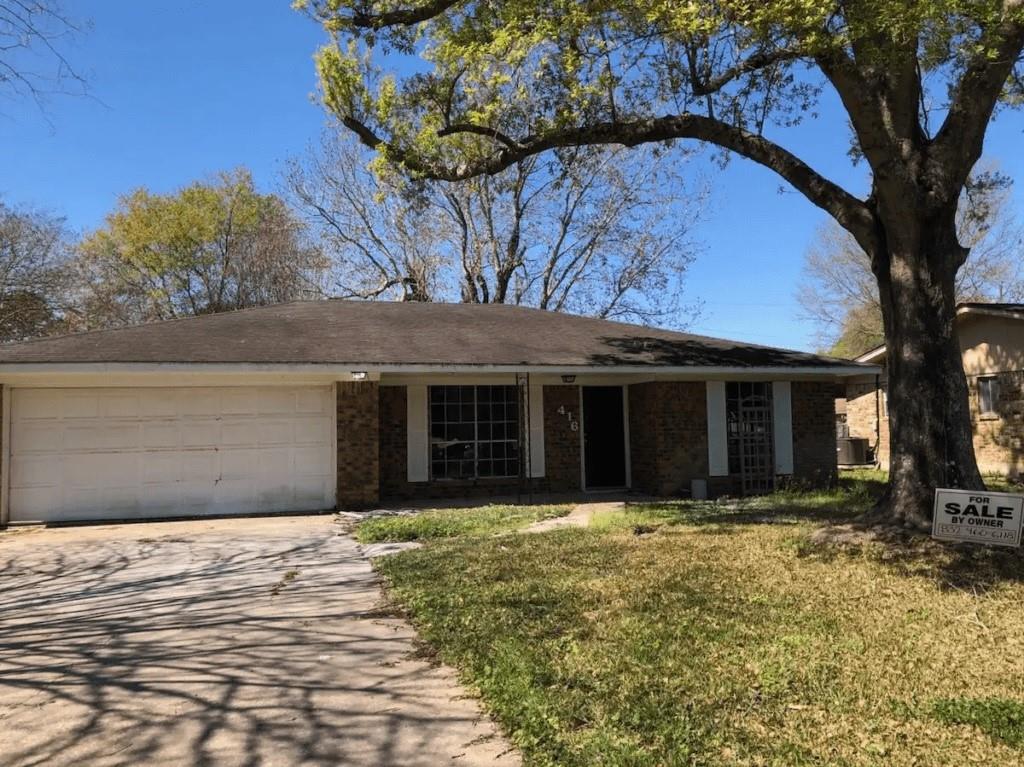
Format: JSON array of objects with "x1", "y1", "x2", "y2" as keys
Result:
[
  {"x1": 354, "y1": 503, "x2": 570, "y2": 543},
  {"x1": 375, "y1": 485, "x2": 1024, "y2": 766}
]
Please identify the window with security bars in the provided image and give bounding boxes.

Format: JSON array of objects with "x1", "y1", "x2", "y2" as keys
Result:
[
  {"x1": 725, "y1": 382, "x2": 775, "y2": 493},
  {"x1": 429, "y1": 385, "x2": 520, "y2": 479}
]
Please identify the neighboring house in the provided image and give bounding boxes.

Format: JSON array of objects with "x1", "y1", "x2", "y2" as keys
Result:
[
  {"x1": 845, "y1": 303, "x2": 1024, "y2": 477},
  {"x1": 0, "y1": 301, "x2": 874, "y2": 525}
]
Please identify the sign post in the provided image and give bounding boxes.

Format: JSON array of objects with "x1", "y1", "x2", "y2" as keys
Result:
[{"x1": 932, "y1": 489, "x2": 1023, "y2": 548}]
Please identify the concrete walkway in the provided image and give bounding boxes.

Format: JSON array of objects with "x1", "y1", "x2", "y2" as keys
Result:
[
  {"x1": 0, "y1": 516, "x2": 518, "y2": 767},
  {"x1": 523, "y1": 501, "x2": 625, "y2": 533}
]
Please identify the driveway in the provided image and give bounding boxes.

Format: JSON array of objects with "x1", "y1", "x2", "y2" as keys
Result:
[{"x1": 0, "y1": 516, "x2": 519, "y2": 767}]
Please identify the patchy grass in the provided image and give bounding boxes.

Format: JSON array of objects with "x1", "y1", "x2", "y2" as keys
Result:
[
  {"x1": 375, "y1": 488, "x2": 1024, "y2": 766},
  {"x1": 932, "y1": 698, "x2": 1024, "y2": 748},
  {"x1": 838, "y1": 466, "x2": 1023, "y2": 495},
  {"x1": 354, "y1": 504, "x2": 570, "y2": 543}
]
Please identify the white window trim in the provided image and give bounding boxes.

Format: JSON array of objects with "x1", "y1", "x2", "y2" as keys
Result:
[
  {"x1": 978, "y1": 376, "x2": 999, "y2": 419},
  {"x1": 772, "y1": 381, "x2": 794, "y2": 475},
  {"x1": 406, "y1": 385, "x2": 429, "y2": 482},
  {"x1": 706, "y1": 381, "x2": 729, "y2": 477}
]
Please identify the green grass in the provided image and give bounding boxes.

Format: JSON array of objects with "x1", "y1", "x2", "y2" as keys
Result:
[
  {"x1": 373, "y1": 485, "x2": 1024, "y2": 766},
  {"x1": 354, "y1": 503, "x2": 570, "y2": 543},
  {"x1": 932, "y1": 698, "x2": 1024, "y2": 748},
  {"x1": 838, "y1": 466, "x2": 1023, "y2": 494}
]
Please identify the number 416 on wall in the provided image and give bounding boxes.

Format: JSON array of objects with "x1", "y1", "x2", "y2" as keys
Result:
[{"x1": 557, "y1": 405, "x2": 579, "y2": 432}]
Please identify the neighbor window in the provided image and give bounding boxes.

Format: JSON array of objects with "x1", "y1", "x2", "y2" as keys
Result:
[
  {"x1": 429, "y1": 385, "x2": 520, "y2": 479},
  {"x1": 978, "y1": 376, "x2": 999, "y2": 417}
]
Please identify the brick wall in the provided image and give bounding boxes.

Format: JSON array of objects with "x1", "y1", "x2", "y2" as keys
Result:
[
  {"x1": 628, "y1": 382, "x2": 709, "y2": 496},
  {"x1": 971, "y1": 372, "x2": 1024, "y2": 478},
  {"x1": 378, "y1": 385, "x2": 579, "y2": 501},
  {"x1": 791, "y1": 381, "x2": 840, "y2": 487},
  {"x1": 336, "y1": 381, "x2": 380, "y2": 508},
  {"x1": 845, "y1": 379, "x2": 889, "y2": 465},
  {"x1": 543, "y1": 385, "x2": 582, "y2": 492}
]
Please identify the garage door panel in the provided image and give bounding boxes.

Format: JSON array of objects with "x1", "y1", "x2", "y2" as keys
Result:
[
  {"x1": 9, "y1": 386, "x2": 336, "y2": 523},
  {"x1": 62, "y1": 393, "x2": 102, "y2": 419},
  {"x1": 141, "y1": 452, "x2": 184, "y2": 484},
  {"x1": 142, "y1": 423, "x2": 181, "y2": 449},
  {"x1": 219, "y1": 449, "x2": 261, "y2": 479},
  {"x1": 14, "y1": 389, "x2": 62, "y2": 419},
  {"x1": 296, "y1": 388, "x2": 329, "y2": 414},
  {"x1": 11, "y1": 422, "x2": 63, "y2": 452},
  {"x1": 221, "y1": 420, "x2": 261, "y2": 446},
  {"x1": 101, "y1": 393, "x2": 142, "y2": 418},
  {"x1": 181, "y1": 421, "x2": 222, "y2": 448},
  {"x1": 10, "y1": 455, "x2": 54, "y2": 487},
  {"x1": 181, "y1": 390, "x2": 224, "y2": 416},
  {"x1": 296, "y1": 418, "x2": 332, "y2": 445},
  {"x1": 256, "y1": 420, "x2": 295, "y2": 445},
  {"x1": 258, "y1": 389, "x2": 298, "y2": 415},
  {"x1": 138, "y1": 392, "x2": 179, "y2": 418},
  {"x1": 65, "y1": 453, "x2": 139, "y2": 489},
  {"x1": 222, "y1": 389, "x2": 259, "y2": 415}
]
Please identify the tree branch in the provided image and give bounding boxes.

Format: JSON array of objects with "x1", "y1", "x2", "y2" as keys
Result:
[
  {"x1": 308, "y1": 0, "x2": 463, "y2": 29},
  {"x1": 933, "y1": 5, "x2": 1024, "y2": 187},
  {"x1": 689, "y1": 46, "x2": 802, "y2": 97},
  {"x1": 342, "y1": 112, "x2": 875, "y2": 243}
]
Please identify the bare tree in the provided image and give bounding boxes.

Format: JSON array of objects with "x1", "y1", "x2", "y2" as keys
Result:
[
  {"x1": 286, "y1": 139, "x2": 444, "y2": 302},
  {"x1": 800, "y1": 170, "x2": 1024, "y2": 356},
  {"x1": 288, "y1": 134, "x2": 701, "y2": 326},
  {"x1": 0, "y1": 1, "x2": 87, "y2": 111},
  {"x1": 73, "y1": 169, "x2": 329, "y2": 328},
  {"x1": 0, "y1": 200, "x2": 71, "y2": 340}
]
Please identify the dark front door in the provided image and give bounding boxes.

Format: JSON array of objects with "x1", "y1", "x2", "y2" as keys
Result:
[{"x1": 582, "y1": 386, "x2": 626, "y2": 489}]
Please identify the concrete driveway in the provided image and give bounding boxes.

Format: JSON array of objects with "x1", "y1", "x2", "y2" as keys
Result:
[{"x1": 0, "y1": 515, "x2": 518, "y2": 767}]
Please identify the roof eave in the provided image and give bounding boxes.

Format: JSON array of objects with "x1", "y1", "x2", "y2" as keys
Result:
[{"x1": 0, "y1": 361, "x2": 881, "y2": 378}]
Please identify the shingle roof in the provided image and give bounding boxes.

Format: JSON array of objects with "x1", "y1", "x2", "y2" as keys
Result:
[{"x1": 0, "y1": 300, "x2": 863, "y2": 369}]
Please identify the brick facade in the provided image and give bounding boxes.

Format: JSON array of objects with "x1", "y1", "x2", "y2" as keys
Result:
[
  {"x1": 628, "y1": 380, "x2": 837, "y2": 496},
  {"x1": 791, "y1": 381, "x2": 840, "y2": 487},
  {"x1": 377, "y1": 385, "x2": 581, "y2": 501},
  {"x1": 335, "y1": 381, "x2": 380, "y2": 509},
  {"x1": 846, "y1": 371, "x2": 1024, "y2": 477},
  {"x1": 542, "y1": 385, "x2": 582, "y2": 492},
  {"x1": 845, "y1": 380, "x2": 889, "y2": 465},
  {"x1": 628, "y1": 382, "x2": 709, "y2": 496},
  {"x1": 365, "y1": 380, "x2": 840, "y2": 505},
  {"x1": 971, "y1": 372, "x2": 1024, "y2": 478}
]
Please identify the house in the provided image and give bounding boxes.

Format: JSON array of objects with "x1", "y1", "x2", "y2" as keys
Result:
[
  {"x1": 0, "y1": 301, "x2": 875, "y2": 524},
  {"x1": 844, "y1": 302, "x2": 1024, "y2": 476}
]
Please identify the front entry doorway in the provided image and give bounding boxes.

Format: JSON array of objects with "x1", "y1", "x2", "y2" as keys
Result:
[{"x1": 582, "y1": 386, "x2": 627, "y2": 489}]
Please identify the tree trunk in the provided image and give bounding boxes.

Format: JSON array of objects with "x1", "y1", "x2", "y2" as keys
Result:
[{"x1": 872, "y1": 207, "x2": 984, "y2": 529}]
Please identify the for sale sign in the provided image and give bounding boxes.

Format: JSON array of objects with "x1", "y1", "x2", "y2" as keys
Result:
[{"x1": 932, "y1": 489, "x2": 1023, "y2": 547}]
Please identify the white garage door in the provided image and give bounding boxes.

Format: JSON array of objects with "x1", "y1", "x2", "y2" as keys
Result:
[{"x1": 8, "y1": 386, "x2": 336, "y2": 523}]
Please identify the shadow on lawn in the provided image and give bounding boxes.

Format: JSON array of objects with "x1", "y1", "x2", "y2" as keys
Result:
[{"x1": 631, "y1": 468, "x2": 1024, "y2": 589}]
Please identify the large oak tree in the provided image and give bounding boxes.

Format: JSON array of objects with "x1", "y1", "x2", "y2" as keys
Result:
[{"x1": 301, "y1": 0, "x2": 1024, "y2": 526}]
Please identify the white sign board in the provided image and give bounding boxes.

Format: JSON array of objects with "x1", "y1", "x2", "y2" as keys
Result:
[{"x1": 932, "y1": 488, "x2": 1023, "y2": 547}]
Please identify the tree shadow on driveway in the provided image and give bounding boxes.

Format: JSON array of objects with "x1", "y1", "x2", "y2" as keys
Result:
[{"x1": 0, "y1": 517, "x2": 517, "y2": 767}]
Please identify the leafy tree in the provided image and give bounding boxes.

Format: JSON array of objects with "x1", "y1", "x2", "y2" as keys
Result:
[
  {"x1": 287, "y1": 133, "x2": 700, "y2": 324},
  {"x1": 801, "y1": 171, "x2": 1024, "y2": 357},
  {"x1": 302, "y1": 0, "x2": 1024, "y2": 525},
  {"x1": 75, "y1": 170, "x2": 328, "y2": 327},
  {"x1": 0, "y1": 201, "x2": 71, "y2": 341}
]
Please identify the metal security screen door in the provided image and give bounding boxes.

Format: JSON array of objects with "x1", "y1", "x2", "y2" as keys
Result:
[{"x1": 726, "y1": 382, "x2": 775, "y2": 495}]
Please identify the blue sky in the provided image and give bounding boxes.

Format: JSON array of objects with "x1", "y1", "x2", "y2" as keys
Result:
[{"x1": 3, "y1": 1, "x2": 1023, "y2": 351}]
